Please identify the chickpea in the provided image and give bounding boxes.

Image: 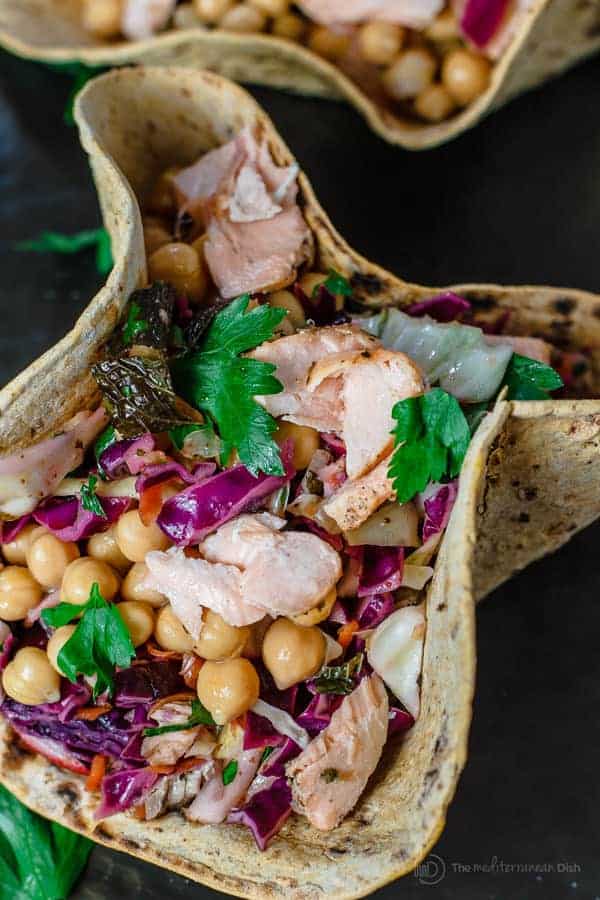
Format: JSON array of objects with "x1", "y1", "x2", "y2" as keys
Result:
[
  {"x1": 3, "y1": 647, "x2": 61, "y2": 706},
  {"x1": 441, "y1": 49, "x2": 491, "y2": 106},
  {"x1": 47, "y1": 625, "x2": 76, "y2": 675},
  {"x1": 1, "y1": 523, "x2": 46, "y2": 565},
  {"x1": 196, "y1": 658, "x2": 260, "y2": 724},
  {"x1": 414, "y1": 83, "x2": 457, "y2": 122},
  {"x1": 148, "y1": 243, "x2": 208, "y2": 305},
  {"x1": 195, "y1": 610, "x2": 249, "y2": 660},
  {"x1": 146, "y1": 169, "x2": 177, "y2": 217},
  {"x1": 425, "y1": 8, "x2": 459, "y2": 43},
  {"x1": 262, "y1": 618, "x2": 325, "y2": 690},
  {"x1": 383, "y1": 48, "x2": 437, "y2": 101},
  {"x1": 275, "y1": 421, "x2": 319, "y2": 471},
  {"x1": 358, "y1": 21, "x2": 404, "y2": 66},
  {"x1": 269, "y1": 289, "x2": 306, "y2": 329},
  {"x1": 117, "y1": 601, "x2": 155, "y2": 647},
  {"x1": 271, "y1": 12, "x2": 305, "y2": 41},
  {"x1": 26, "y1": 534, "x2": 80, "y2": 590},
  {"x1": 173, "y1": 3, "x2": 203, "y2": 28},
  {"x1": 116, "y1": 510, "x2": 171, "y2": 563},
  {"x1": 143, "y1": 221, "x2": 172, "y2": 257},
  {"x1": 291, "y1": 586, "x2": 337, "y2": 626},
  {"x1": 87, "y1": 526, "x2": 132, "y2": 574},
  {"x1": 308, "y1": 26, "x2": 351, "y2": 61},
  {"x1": 194, "y1": 0, "x2": 234, "y2": 24},
  {"x1": 121, "y1": 562, "x2": 165, "y2": 607},
  {"x1": 82, "y1": 0, "x2": 122, "y2": 39},
  {"x1": 61, "y1": 557, "x2": 120, "y2": 605},
  {"x1": 220, "y1": 4, "x2": 267, "y2": 32},
  {"x1": 250, "y1": 0, "x2": 289, "y2": 16},
  {"x1": 0, "y1": 567, "x2": 43, "y2": 621},
  {"x1": 242, "y1": 616, "x2": 272, "y2": 659},
  {"x1": 154, "y1": 604, "x2": 195, "y2": 652}
]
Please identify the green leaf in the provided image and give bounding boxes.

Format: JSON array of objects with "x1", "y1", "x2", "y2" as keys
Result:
[
  {"x1": 202, "y1": 295, "x2": 287, "y2": 355},
  {"x1": 42, "y1": 583, "x2": 135, "y2": 699},
  {"x1": 502, "y1": 353, "x2": 563, "y2": 401},
  {"x1": 313, "y1": 653, "x2": 364, "y2": 695},
  {"x1": 171, "y1": 297, "x2": 287, "y2": 476},
  {"x1": 143, "y1": 698, "x2": 215, "y2": 737},
  {"x1": 52, "y1": 62, "x2": 105, "y2": 127},
  {"x1": 15, "y1": 228, "x2": 112, "y2": 276},
  {"x1": 260, "y1": 746, "x2": 275, "y2": 765},
  {"x1": 222, "y1": 760, "x2": 239, "y2": 786},
  {"x1": 389, "y1": 388, "x2": 471, "y2": 503},
  {"x1": 0, "y1": 784, "x2": 92, "y2": 899},
  {"x1": 463, "y1": 402, "x2": 489, "y2": 434},
  {"x1": 122, "y1": 302, "x2": 149, "y2": 346},
  {"x1": 94, "y1": 425, "x2": 116, "y2": 478},
  {"x1": 80, "y1": 475, "x2": 106, "y2": 519},
  {"x1": 314, "y1": 269, "x2": 353, "y2": 298}
]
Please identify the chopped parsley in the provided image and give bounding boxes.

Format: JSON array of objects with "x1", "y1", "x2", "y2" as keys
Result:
[
  {"x1": 314, "y1": 269, "x2": 353, "y2": 298},
  {"x1": 80, "y1": 474, "x2": 106, "y2": 519},
  {"x1": 122, "y1": 301, "x2": 149, "y2": 346},
  {"x1": 143, "y1": 698, "x2": 215, "y2": 737},
  {"x1": 388, "y1": 388, "x2": 470, "y2": 504},
  {"x1": 222, "y1": 760, "x2": 239, "y2": 786},
  {"x1": 320, "y1": 768, "x2": 339, "y2": 783},
  {"x1": 15, "y1": 227, "x2": 112, "y2": 275},
  {"x1": 502, "y1": 353, "x2": 563, "y2": 401},
  {"x1": 313, "y1": 653, "x2": 364, "y2": 695},
  {"x1": 42, "y1": 583, "x2": 135, "y2": 699}
]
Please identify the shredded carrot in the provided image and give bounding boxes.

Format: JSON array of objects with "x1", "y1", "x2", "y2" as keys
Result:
[
  {"x1": 146, "y1": 642, "x2": 182, "y2": 661},
  {"x1": 133, "y1": 804, "x2": 146, "y2": 820},
  {"x1": 150, "y1": 764, "x2": 176, "y2": 776},
  {"x1": 150, "y1": 757, "x2": 207, "y2": 777},
  {"x1": 181, "y1": 653, "x2": 203, "y2": 689},
  {"x1": 85, "y1": 754, "x2": 106, "y2": 792},
  {"x1": 74, "y1": 704, "x2": 112, "y2": 721},
  {"x1": 139, "y1": 480, "x2": 176, "y2": 526},
  {"x1": 337, "y1": 620, "x2": 359, "y2": 650}
]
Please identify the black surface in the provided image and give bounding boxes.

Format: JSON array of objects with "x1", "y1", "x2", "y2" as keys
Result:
[{"x1": 1, "y1": 49, "x2": 599, "y2": 900}]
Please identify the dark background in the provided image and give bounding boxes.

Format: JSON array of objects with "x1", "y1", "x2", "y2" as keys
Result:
[{"x1": 1, "y1": 49, "x2": 599, "y2": 900}]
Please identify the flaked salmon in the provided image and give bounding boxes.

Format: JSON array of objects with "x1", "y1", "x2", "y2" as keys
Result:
[
  {"x1": 297, "y1": 0, "x2": 443, "y2": 27},
  {"x1": 286, "y1": 674, "x2": 389, "y2": 831},
  {"x1": 186, "y1": 749, "x2": 263, "y2": 824},
  {"x1": 320, "y1": 455, "x2": 395, "y2": 532}
]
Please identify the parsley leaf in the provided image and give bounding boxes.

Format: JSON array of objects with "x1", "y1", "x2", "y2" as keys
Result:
[
  {"x1": 171, "y1": 296, "x2": 287, "y2": 476},
  {"x1": 502, "y1": 353, "x2": 563, "y2": 400},
  {"x1": 42, "y1": 583, "x2": 135, "y2": 699},
  {"x1": 313, "y1": 653, "x2": 364, "y2": 695},
  {"x1": 389, "y1": 388, "x2": 471, "y2": 504},
  {"x1": 314, "y1": 269, "x2": 353, "y2": 298},
  {"x1": 260, "y1": 746, "x2": 275, "y2": 765},
  {"x1": 143, "y1": 698, "x2": 215, "y2": 737},
  {"x1": 15, "y1": 227, "x2": 113, "y2": 275},
  {"x1": 222, "y1": 760, "x2": 239, "y2": 786},
  {"x1": 168, "y1": 422, "x2": 220, "y2": 459},
  {"x1": 0, "y1": 784, "x2": 92, "y2": 900},
  {"x1": 80, "y1": 475, "x2": 106, "y2": 519}
]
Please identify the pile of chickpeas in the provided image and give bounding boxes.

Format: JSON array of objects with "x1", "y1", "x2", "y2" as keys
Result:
[
  {"x1": 81, "y1": 0, "x2": 492, "y2": 123},
  {"x1": 0, "y1": 429, "x2": 336, "y2": 725}
]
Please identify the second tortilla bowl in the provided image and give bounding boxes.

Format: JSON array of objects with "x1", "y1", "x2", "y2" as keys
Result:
[
  {"x1": 0, "y1": 67, "x2": 600, "y2": 899},
  {"x1": 0, "y1": 0, "x2": 599, "y2": 148}
]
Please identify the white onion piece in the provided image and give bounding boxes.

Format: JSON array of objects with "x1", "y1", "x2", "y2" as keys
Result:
[
  {"x1": 367, "y1": 604, "x2": 425, "y2": 719},
  {"x1": 53, "y1": 476, "x2": 138, "y2": 498},
  {"x1": 252, "y1": 699, "x2": 310, "y2": 749},
  {"x1": 320, "y1": 631, "x2": 343, "y2": 665},
  {"x1": 344, "y1": 500, "x2": 419, "y2": 547},
  {"x1": 355, "y1": 308, "x2": 513, "y2": 403}
]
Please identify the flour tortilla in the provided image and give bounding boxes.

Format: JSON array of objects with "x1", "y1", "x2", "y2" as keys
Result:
[
  {"x1": 0, "y1": 0, "x2": 599, "y2": 147},
  {"x1": 0, "y1": 68, "x2": 599, "y2": 897}
]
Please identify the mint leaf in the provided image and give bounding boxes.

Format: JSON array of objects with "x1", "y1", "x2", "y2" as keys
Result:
[
  {"x1": 143, "y1": 698, "x2": 215, "y2": 737},
  {"x1": 313, "y1": 653, "x2": 364, "y2": 695},
  {"x1": 222, "y1": 760, "x2": 239, "y2": 786},
  {"x1": 171, "y1": 296, "x2": 286, "y2": 476},
  {"x1": 80, "y1": 475, "x2": 106, "y2": 519},
  {"x1": 42, "y1": 583, "x2": 135, "y2": 699},
  {"x1": 0, "y1": 784, "x2": 92, "y2": 900},
  {"x1": 503, "y1": 353, "x2": 563, "y2": 401},
  {"x1": 389, "y1": 388, "x2": 470, "y2": 503},
  {"x1": 15, "y1": 227, "x2": 112, "y2": 276},
  {"x1": 314, "y1": 269, "x2": 352, "y2": 298}
]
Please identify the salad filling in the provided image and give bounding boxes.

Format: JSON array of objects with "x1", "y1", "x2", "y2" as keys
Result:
[
  {"x1": 79, "y1": 0, "x2": 533, "y2": 124},
  {"x1": 0, "y1": 129, "x2": 569, "y2": 849}
]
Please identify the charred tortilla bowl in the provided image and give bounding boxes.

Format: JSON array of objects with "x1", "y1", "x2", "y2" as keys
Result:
[
  {"x1": 0, "y1": 68, "x2": 599, "y2": 897},
  {"x1": 1, "y1": 1, "x2": 600, "y2": 148}
]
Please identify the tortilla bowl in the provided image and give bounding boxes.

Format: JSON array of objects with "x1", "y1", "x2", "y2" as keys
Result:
[
  {"x1": 0, "y1": 0, "x2": 599, "y2": 148},
  {"x1": 0, "y1": 67, "x2": 599, "y2": 897}
]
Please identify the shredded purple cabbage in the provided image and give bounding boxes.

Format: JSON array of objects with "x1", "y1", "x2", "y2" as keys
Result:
[
  {"x1": 228, "y1": 776, "x2": 292, "y2": 850},
  {"x1": 388, "y1": 707, "x2": 415, "y2": 736},
  {"x1": 460, "y1": 0, "x2": 511, "y2": 47},
  {"x1": 260, "y1": 737, "x2": 301, "y2": 778},
  {"x1": 114, "y1": 661, "x2": 184, "y2": 707},
  {"x1": 99, "y1": 434, "x2": 157, "y2": 478},
  {"x1": 422, "y1": 481, "x2": 458, "y2": 543},
  {"x1": 0, "y1": 632, "x2": 17, "y2": 671},
  {"x1": 358, "y1": 547, "x2": 404, "y2": 597},
  {"x1": 296, "y1": 692, "x2": 343, "y2": 736},
  {"x1": 135, "y1": 460, "x2": 215, "y2": 495},
  {"x1": 33, "y1": 495, "x2": 132, "y2": 542},
  {"x1": 96, "y1": 768, "x2": 158, "y2": 819},
  {"x1": 243, "y1": 711, "x2": 285, "y2": 751},
  {"x1": 356, "y1": 592, "x2": 396, "y2": 629},
  {"x1": 406, "y1": 292, "x2": 471, "y2": 323},
  {"x1": 0, "y1": 515, "x2": 31, "y2": 545},
  {"x1": 157, "y1": 449, "x2": 294, "y2": 546}
]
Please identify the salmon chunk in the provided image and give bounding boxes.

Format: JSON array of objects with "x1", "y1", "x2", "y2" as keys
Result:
[
  {"x1": 286, "y1": 674, "x2": 389, "y2": 831},
  {"x1": 297, "y1": 0, "x2": 443, "y2": 28},
  {"x1": 320, "y1": 455, "x2": 395, "y2": 532}
]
